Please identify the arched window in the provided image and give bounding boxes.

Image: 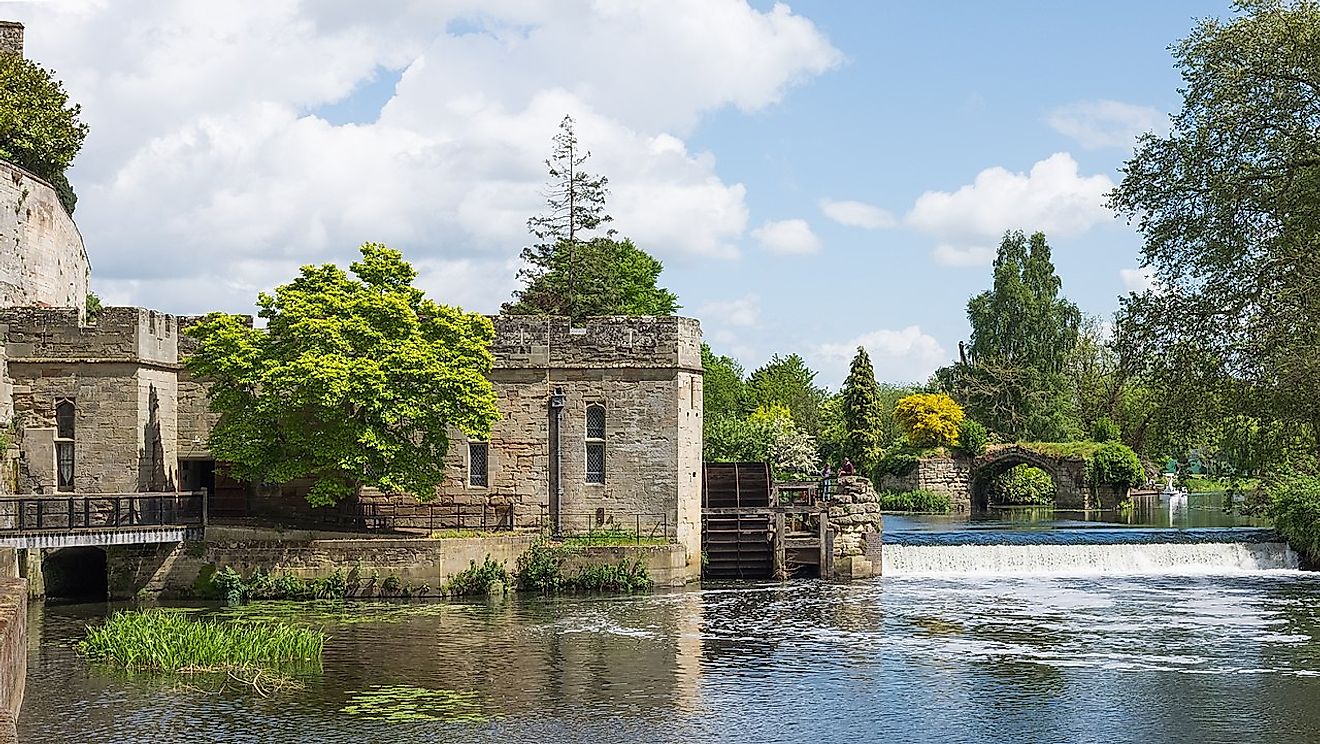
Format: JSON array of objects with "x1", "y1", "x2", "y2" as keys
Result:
[
  {"x1": 54, "y1": 399, "x2": 75, "y2": 492},
  {"x1": 585, "y1": 404, "x2": 605, "y2": 484}
]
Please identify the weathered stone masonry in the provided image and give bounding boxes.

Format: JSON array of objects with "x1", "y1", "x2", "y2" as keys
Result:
[
  {"x1": 1, "y1": 307, "x2": 182, "y2": 494},
  {"x1": 430, "y1": 316, "x2": 704, "y2": 564}
]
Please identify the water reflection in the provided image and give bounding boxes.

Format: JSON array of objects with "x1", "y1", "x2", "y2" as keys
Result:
[
  {"x1": 887, "y1": 492, "x2": 1271, "y2": 533},
  {"x1": 20, "y1": 572, "x2": 1320, "y2": 744}
]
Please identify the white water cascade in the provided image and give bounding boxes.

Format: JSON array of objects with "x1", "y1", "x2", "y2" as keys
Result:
[{"x1": 882, "y1": 540, "x2": 1300, "y2": 577}]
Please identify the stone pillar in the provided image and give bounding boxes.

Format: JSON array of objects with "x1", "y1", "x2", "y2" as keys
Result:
[
  {"x1": 0, "y1": 22, "x2": 22, "y2": 58},
  {"x1": 17, "y1": 550, "x2": 41, "y2": 600}
]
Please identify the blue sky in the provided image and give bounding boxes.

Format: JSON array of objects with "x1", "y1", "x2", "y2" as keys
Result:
[{"x1": 14, "y1": 1, "x2": 1232, "y2": 388}]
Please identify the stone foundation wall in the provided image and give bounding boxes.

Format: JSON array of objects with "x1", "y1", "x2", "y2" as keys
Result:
[
  {"x1": 0, "y1": 577, "x2": 25, "y2": 744},
  {"x1": 109, "y1": 532, "x2": 698, "y2": 598},
  {"x1": 875, "y1": 456, "x2": 973, "y2": 512}
]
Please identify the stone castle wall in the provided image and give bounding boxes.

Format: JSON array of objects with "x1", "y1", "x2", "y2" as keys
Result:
[
  {"x1": 0, "y1": 21, "x2": 21, "y2": 57},
  {"x1": 0, "y1": 161, "x2": 89, "y2": 316},
  {"x1": 1, "y1": 307, "x2": 182, "y2": 493}
]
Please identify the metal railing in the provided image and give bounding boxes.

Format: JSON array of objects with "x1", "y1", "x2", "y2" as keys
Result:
[
  {"x1": 537, "y1": 507, "x2": 673, "y2": 543},
  {"x1": 0, "y1": 492, "x2": 207, "y2": 534},
  {"x1": 302, "y1": 500, "x2": 515, "y2": 534}
]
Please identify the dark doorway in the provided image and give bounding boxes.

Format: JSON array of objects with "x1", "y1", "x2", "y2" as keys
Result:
[
  {"x1": 179, "y1": 458, "x2": 216, "y2": 494},
  {"x1": 42, "y1": 547, "x2": 107, "y2": 602}
]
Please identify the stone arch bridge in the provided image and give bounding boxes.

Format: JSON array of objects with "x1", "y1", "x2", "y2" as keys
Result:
[
  {"x1": 880, "y1": 446, "x2": 1127, "y2": 512},
  {"x1": 971, "y1": 446, "x2": 1090, "y2": 510}
]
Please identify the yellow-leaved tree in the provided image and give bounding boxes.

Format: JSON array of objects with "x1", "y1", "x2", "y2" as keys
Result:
[{"x1": 894, "y1": 393, "x2": 964, "y2": 449}]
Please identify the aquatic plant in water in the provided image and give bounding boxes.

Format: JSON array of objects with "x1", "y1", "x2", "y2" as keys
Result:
[
  {"x1": 79, "y1": 608, "x2": 325, "y2": 677},
  {"x1": 340, "y1": 685, "x2": 490, "y2": 723}
]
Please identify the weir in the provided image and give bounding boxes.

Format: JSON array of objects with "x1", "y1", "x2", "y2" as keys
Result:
[{"x1": 881, "y1": 527, "x2": 1300, "y2": 577}]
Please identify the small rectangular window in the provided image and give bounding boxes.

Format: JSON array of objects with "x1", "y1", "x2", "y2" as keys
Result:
[
  {"x1": 586, "y1": 442, "x2": 605, "y2": 484},
  {"x1": 469, "y1": 442, "x2": 489, "y2": 487}
]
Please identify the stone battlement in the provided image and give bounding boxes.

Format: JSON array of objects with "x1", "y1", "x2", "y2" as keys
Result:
[
  {"x1": 0, "y1": 306, "x2": 179, "y2": 365},
  {"x1": 490, "y1": 315, "x2": 702, "y2": 371}
]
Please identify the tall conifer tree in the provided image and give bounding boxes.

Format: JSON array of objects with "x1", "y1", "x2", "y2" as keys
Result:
[{"x1": 841, "y1": 347, "x2": 884, "y2": 469}]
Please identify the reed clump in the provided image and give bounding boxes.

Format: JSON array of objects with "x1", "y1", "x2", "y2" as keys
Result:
[{"x1": 79, "y1": 609, "x2": 325, "y2": 676}]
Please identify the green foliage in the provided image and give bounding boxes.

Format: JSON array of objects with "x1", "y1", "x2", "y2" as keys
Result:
[
  {"x1": 940, "y1": 230, "x2": 1082, "y2": 441},
  {"x1": 444, "y1": 556, "x2": 510, "y2": 596},
  {"x1": 1110, "y1": 0, "x2": 1320, "y2": 465},
  {"x1": 989, "y1": 464, "x2": 1056, "y2": 506},
  {"x1": 515, "y1": 540, "x2": 569, "y2": 592},
  {"x1": 967, "y1": 230, "x2": 1081, "y2": 373},
  {"x1": 1267, "y1": 474, "x2": 1320, "y2": 565},
  {"x1": 701, "y1": 344, "x2": 747, "y2": 422},
  {"x1": 875, "y1": 489, "x2": 951, "y2": 513},
  {"x1": 84, "y1": 292, "x2": 102, "y2": 321},
  {"x1": 570, "y1": 559, "x2": 654, "y2": 593},
  {"x1": 704, "y1": 404, "x2": 819, "y2": 479},
  {"x1": 953, "y1": 419, "x2": 989, "y2": 457},
  {"x1": 513, "y1": 539, "x2": 654, "y2": 593},
  {"x1": 0, "y1": 54, "x2": 88, "y2": 213},
  {"x1": 511, "y1": 114, "x2": 613, "y2": 321},
  {"x1": 503, "y1": 237, "x2": 680, "y2": 322},
  {"x1": 872, "y1": 448, "x2": 931, "y2": 478},
  {"x1": 210, "y1": 566, "x2": 347, "y2": 606},
  {"x1": 745, "y1": 353, "x2": 827, "y2": 437},
  {"x1": 185, "y1": 243, "x2": 500, "y2": 506},
  {"x1": 79, "y1": 609, "x2": 324, "y2": 674},
  {"x1": 1087, "y1": 442, "x2": 1146, "y2": 488},
  {"x1": 1091, "y1": 416, "x2": 1120, "y2": 443},
  {"x1": 841, "y1": 347, "x2": 885, "y2": 471},
  {"x1": 894, "y1": 393, "x2": 964, "y2": 449}
]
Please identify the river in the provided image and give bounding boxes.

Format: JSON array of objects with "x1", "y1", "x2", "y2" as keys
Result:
[{"x1": 19, "y1": 496, "x2": 1320, "y2": 743}]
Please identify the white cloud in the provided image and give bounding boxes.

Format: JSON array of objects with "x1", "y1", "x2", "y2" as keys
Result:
[
  {"x1": 813, "y1": 326, "x2": 948, "y2": 386},
  {"x1": 819, "y1": 198, "x2": 895, "y2": 229},
  {"x1": 1047, "y1": 100, "x2": 1167, "y2": 150},
  {"x1": 14, "y1": 1, "x2": 840, "y2": 313},
  {"x1": 697, "y1": 294, "x2": 760, "y2": 327},
  {"x1": 1119, "y1": 267, "x2": 1158, "y2": 294},
  {"x1": 751, "y1": 218, "x2": 822, "y2": 255},
  {"x1": 905, "y1": 152, "x2": 1114, "y2": 267}
]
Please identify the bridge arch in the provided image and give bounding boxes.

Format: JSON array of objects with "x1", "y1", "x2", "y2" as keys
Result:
[
  {"x1": 971, "y1": 446, "x2": 1086, "y2": 510},
  {"x1": 42, "y1": 546, "x2": 107, "y2": 601}
]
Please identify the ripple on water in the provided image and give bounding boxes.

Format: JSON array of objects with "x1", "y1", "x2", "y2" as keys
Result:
[{"x1": 18, "y1": 572, "x2": 1320, "y2": 744}]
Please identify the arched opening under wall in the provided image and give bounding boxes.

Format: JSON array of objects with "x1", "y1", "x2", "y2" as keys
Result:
[
  {"x1": 971, "y1": 456, "x2": 1062, "y2": 511},
  {"x1": 42, "y1": 546, "x2": 107, "y2": 602}
]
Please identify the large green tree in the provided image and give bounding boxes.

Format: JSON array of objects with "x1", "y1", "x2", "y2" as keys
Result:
[
  {"x1": 701, "y1": 344, "x2": 747, "y2": 422},
  {"x1": 840, "y1": 347, "x2": 884, "y2": 469},
  {"x1": 186, "y1": 244, "x2": 500, "y2": 506},
  {"x1": 1110, "y1": 0, "x2": 1320, "y2": 462},
  {"x1": 511, "y1": 114, "x2": 613, "y2": 320},
  {"x1": 944, "y1": 230, "x2": 1082, "y2": 441},
  {"x1": 503, "y1": 236, "x2": 679, "y2": 321},
  {"x1": 0, "y1": 53, "x2": 88, "y2": 212},
  {"x1": 745, "y1": 353, "x2": 827, "y2": 437}
]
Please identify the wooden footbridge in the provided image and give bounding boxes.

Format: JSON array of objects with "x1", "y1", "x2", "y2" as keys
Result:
[{"x1": 0, "y1": 492, "x2": 207, "y2": 549}]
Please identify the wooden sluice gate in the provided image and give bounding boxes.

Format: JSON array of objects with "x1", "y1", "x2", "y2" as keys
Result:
[{"x1": 701, "y1": 463, "x2": 832, "y2": 580}]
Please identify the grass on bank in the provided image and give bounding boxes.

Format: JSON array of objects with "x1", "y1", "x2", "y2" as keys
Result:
[
  {"x1": 1183, "y1": 475, "x2": 1261, "y2": 493},
  {"x1": 875, "y1": 489, "x2": 951, "y2": 513},
  {"x1": 560, "y1": 529, "x2": 669, "y2": 547},
  {"x1": 79, "y1": 609, "x2": 325, "y2": 677}
]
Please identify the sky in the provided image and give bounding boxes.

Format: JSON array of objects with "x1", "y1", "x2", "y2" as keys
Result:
[{"x1": 7, "y1": 0, "x2": 1235, "y2": 389}]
